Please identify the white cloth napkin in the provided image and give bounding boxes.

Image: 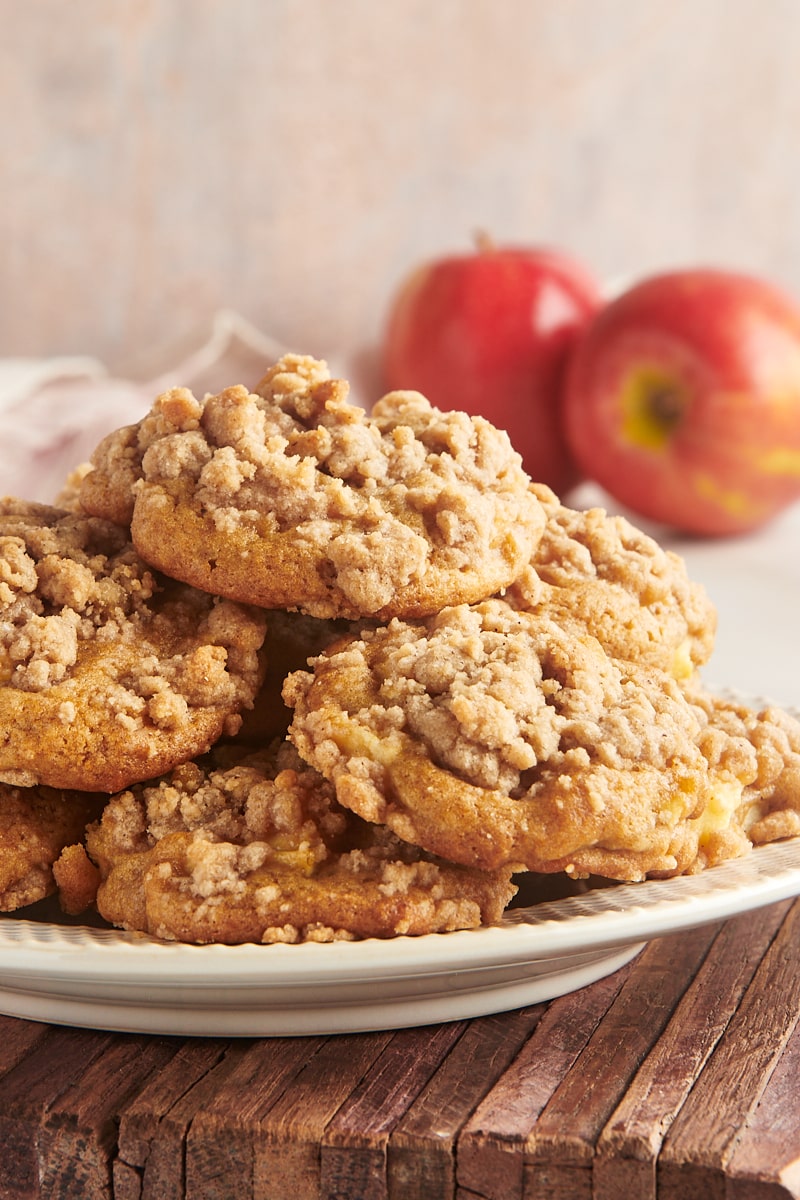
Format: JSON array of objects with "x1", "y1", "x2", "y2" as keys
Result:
[{"x1": 0, "y1": 311, "x2": 288, "y2": 503}]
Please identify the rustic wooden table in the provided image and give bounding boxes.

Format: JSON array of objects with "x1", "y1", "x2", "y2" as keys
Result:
[{"x1": 0, "y1": 897, "x2": 798, "y2": 1200}]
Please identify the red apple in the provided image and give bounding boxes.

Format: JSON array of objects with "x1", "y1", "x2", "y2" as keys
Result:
[
  {"x1": 562, "y1": 269, "x2": 800, "y2": 536},
  {"x1": 382, "y1": 238, "x2": 601, "y2": 495}
]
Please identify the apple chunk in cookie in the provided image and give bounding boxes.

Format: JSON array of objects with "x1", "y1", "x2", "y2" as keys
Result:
[
  {"x1": 80, "y1": 353, "x2": 545, "y2": 620},
  {"x1": 690, "y1": 688, "x2": 800, "y2": 848},
  {"x1": 85, "y1": 741, "x2": 516, "y2": 943},
  {"x1": 0, "y1": 500, "x2": 267, "y2": 792},
  {"x1": 284, "y1": 600, "x2": 760, "y2": 882}
]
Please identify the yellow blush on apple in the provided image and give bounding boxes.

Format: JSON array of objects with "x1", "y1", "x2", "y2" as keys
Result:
[{"x1": 562, "y1": 269, "x2": 800, "y2": 536}]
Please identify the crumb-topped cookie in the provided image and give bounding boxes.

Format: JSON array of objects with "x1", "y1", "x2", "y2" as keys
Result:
[
  {"x1": 80, "y1": 354, "x2": 545, "y2": 620},
  {"x1": 85, "y1": 741, "x2": 515, "y2": 943},
  {"x1": 692, "y1": 689, "x2": 800, "y2": 848},
  {"x1": 0, "y1": 500, "x2": 267, "y2": 792},
  {"x1": 284, "y1": 599, "x2": 757, "y2": 882},
  {"x1": 506, "y1": 486, "x2": 716, "y2": 681},
  {"x1": 0, "y1": 783, "x2": 103, "y2": 910}
]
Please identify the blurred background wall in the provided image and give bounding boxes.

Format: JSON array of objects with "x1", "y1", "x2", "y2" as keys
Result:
[{"x1": 3, "y1": 0, "x2": 800, "y2": 394}]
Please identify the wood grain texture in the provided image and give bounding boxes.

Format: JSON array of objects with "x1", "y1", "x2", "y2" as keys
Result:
[
  {"x1": 254, "y1": 1031, "x2": 394, "y2": 1200},
  {"x1": 115, "y1": 1038, "x2": 232, "y2": 1200},
  {"x1": 593, "y1": 900, "x2": 793, "y2": 1200},
  {"x1": 658, "y1": 898, "x2": 800, "y2": 1200},
  {"x1": 0, "y1": 902, "x2": 798, "y2": 1197},
  {"x1": 136, "y1": 1041, "x2": 264, "y2": 1200},
  {"x1": 725, "y1": 1016, "x2": 800, "y2": 1198},
  {"x1": 521, "y1": 923, "x2": 722, "y2": 1200},
  {"x1": 319, "y1": 1023, "x2": 467, "y2": 1200},
  {"x1": 387, "y1": 1007, "x2": 545, "y2": 1200},
  {"x1": 0, "y1": 1024, "x2": 117, "y2": 1200},
  {"x1": 37, "y1": 1035, "x2": 178, "y2": 1200},
  {"x1": 111, "y1": 1159, "x2": 142, "y2": 1200},
  {"x1": 456, "y1": 962, "x2": 632, "y2": 1200},
  {"x1": 184, "y1": 1037, "x2": 327, "y2": 1200},
  {"x1": 0, "y1": 1013, "x2": 50, "y2": 1076}
]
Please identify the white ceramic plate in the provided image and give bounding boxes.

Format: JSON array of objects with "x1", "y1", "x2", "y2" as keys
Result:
[
  {"x1": 1, "y1": 837, "x2": 799, "y2": 1037},
  {"x1": 4, "y1": 343, "x2": 800, "y2": 1039}
]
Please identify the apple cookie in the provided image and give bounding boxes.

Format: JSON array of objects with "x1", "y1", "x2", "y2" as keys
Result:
[
  {"x1": 52, "y1": 840, "x2": 103, "y2": 915},
  {"x1": 0, "y1": 783, "x2": 104, "y2": 911},
  {"x1": 284, "y1": 599, "x2": 757, "y2": 882},
  {"x1": 506, "y1": 486, "x2": 716, "y2": 681},
  {"x1": 85, "y1": 741, "x2": 516, "y2": 943},
  {"x1": 0, "y1": 499, "x2": 267, "y2": 792},
  {"x1": 691, "y1": 688, "x2": 800, "y2": 848},
  {"x1": 80, "y1": 353, "x2": 545, "y2": 620}
]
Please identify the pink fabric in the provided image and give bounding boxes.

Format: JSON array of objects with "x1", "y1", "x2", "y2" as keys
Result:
[{"x1": 0, "y1": 312, "x2": 288, "y2": 503}]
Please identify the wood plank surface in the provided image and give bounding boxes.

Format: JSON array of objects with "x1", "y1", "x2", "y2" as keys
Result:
[
  {"x1": 0, "y1": 1025, "x2": 118, "y2": 1200},
  {"x1": 184, "y1": 1036, "x2": 328, "y2": 1200},
  {"x1": 657, "y1": 898, "x2": 800, "y2": 1200},
  {"x1": 0, "y1": 899, "x2": 798, "y2": 1199},
  {"x1": 456, "y1": 966, "x2": 632, "y2": 1200},
  {"x1": 521, "y1": 923, "x2": 723, "y2": 1200},
  {"x1": 126, "y1": 1040, "x2": 264, "y2": 1200},
  {"x1": 593, "y1": 900, "x2": 793, "y2": 1200},
  {"x1": 724, "y1": 1015, "x2": 800, "y2": 1199},
  {"x1": 0, "y1": 1013, "x2": 51, "y2": 1076},
  {"x1": 114, "y1": 1038, "x2": 233, "y2": 1200},
  {"x1": 387, "y1": 1006, "x2": 545, "y2": 1200},
  {"x1": 319, "y1": 1022, "x2": 468, "y2": 1200},
  {"x1": 38, "y1": 1034, "x2": 179, "y2": 1200},
  {"x1": 254, "y1": 1031, "x2": 395, "y2": 1200}
]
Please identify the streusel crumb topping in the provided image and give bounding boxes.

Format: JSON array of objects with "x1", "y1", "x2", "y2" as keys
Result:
[
  {"x1": 81, "y1": 354, "x2": 545, "y2": 618},
  {"x1": 86, "y1": 742, "x2": 515, "y2": 942},
  {"x1": 507, "y1": 485, "x2": 716, "y2": 677}
]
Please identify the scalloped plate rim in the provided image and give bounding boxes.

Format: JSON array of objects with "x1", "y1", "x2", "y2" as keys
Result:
[{"x1": 0, "y1": 837, "x2": 798, "y2": 989}]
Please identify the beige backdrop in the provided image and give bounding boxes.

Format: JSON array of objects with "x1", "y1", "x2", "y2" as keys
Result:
[{"x1": 3, "y1": 0, "x2": 800, "y2": 398}]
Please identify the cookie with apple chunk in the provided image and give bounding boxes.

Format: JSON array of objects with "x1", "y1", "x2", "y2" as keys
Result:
[
  {"x1": 0, "y1": 783, "x2": 104, "y2": 911},
  {"x1": 691, "y1": 688, "x2": 800, "y2": 849},
  {"x1": 505, "y1": 484, "x2": 716, "y2": 682},
  {"x1": 79, "y1": 353, "x2": 545, "y2": 621},
  {"x1": 284, "y1": 599, "x2": 760, "y2": 883},
  {"x1": 0, "y1": 499, "x2": 267, "y2": 792},
  {"x1": 84, "y1": 741, "x2": 515, "y2": 944}
]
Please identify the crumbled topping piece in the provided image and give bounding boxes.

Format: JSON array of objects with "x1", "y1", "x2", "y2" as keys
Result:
[
  {"x1": 81, "y1": 354, "x2": 545, "y2": 619},
  {"x1": 285, "y1": 599, "x2": 749, "y2": 881},
  {"x1": 0, "y1": 499, "x2": 267, "y2": 791},
  {"x1": 85, "y1": 741, "x2": 515, "y2": 943}
]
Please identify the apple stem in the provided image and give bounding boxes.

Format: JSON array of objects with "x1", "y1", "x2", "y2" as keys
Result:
[
  {"x1": 474, "y1": 230, "x2": 497, "y2": 254},
  {"x1": 649, "y1": 386, "x2": 684, "y2": 430}
]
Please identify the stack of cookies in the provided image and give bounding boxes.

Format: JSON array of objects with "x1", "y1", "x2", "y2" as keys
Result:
[{"x1": 1, "y1": 354, "x2": 798, "y2": 943}]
